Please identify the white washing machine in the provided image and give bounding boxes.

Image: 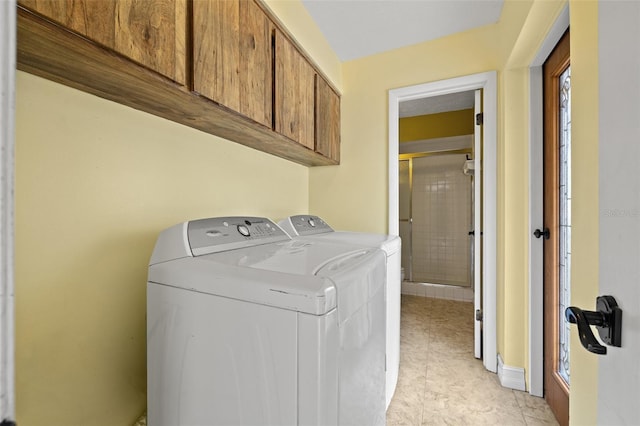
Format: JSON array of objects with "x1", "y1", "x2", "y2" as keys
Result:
[
  {"x1": 278, "y1": 215, "x2": 401, "y2": 409},
  {"x1": 147, "y1": 216, "x2": 386, "y2": 426}
]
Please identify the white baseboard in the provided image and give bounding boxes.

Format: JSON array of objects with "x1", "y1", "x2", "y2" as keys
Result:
[{"x1": 497, "y1": 354, "x2": 526, "y2": 391}]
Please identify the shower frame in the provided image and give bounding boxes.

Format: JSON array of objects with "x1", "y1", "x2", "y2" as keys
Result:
[{"x1": 399, "y1": 148, "x2": 473, "y2": 284}]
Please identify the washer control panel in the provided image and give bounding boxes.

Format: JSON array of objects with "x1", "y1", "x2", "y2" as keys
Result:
[
  {"x1": 288, "y1": 215, "x2": 334, "y2": 236},
  {"x1": 188, "y1": 217, "x2": 290, "y2": 255}
]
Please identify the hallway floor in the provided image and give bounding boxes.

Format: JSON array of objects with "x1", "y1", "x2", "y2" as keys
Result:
[{"x1": 387, "y1": 295, "x2": 559, "y2": 425}]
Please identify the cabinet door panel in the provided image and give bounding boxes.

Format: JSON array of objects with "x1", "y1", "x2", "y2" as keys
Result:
[
  {"x1": 19, "y1": 0, "x2": 187, "y2": 85},
  {"x1": 115, "y1": 0, "x2": 187, "y2": 85},
  {"x1": 193, "y1": 0, "x2": 272, "y2": 128},
  {"x1": 315, "y1": 75, "x2": 340, "y2": 162},
  {"x1": 19, "y1": 0, "x2": 116, "y2": 47},
  {"x1": 275, "y1": 30, "x2": 315, "y2": 150}
]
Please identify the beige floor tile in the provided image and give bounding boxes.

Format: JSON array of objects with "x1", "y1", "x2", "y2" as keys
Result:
[{"x1": 389, "y1": 295, "x2": 559, "y2": 426}]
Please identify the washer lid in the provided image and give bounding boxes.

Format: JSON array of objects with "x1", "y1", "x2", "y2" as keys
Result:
[
  {"x1": 200, "y1": 239, "x2": 377, "y2": 276},
  {"x1": 148, "y1": 257, "x2": 337, "y2": 315}
]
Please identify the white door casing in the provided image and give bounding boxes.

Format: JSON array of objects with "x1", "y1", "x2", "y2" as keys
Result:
[
  {"x1": 597, "y1": 1, "x2": 640, "y2": 423},
  {"x1": 388, "y1": 71, "x2": 497, "y2": 373},
  {"x1": 0, "y1": 0, "x2": 16, "y2": 423},
  {"x1": 473, "y1": 89, "x2": 482, "y2": 360}
]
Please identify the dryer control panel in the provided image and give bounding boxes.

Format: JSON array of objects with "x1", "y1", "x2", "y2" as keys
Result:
[
  {"x1": 188, "y1": 217, "x2": 290, "y2": 255},
  {"x1": 283, "y1": 215, "x2": 334, "y2": 236}
]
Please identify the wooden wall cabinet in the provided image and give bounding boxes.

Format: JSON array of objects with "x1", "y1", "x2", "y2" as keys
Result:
[
  {"x1": 19, "y1": 0, "x2": 187, "y2": 86},
  {"x1": 193, "y1": 0, "x2": 273, "y2": 129},
  {"x1": 17, "y1": 0, "x2": 340, "y2": 166},
  {"x1": 274, "y1": 29, "x2": 316, "y2": 151},
  {"x1": 315, "y1": 75, "x2": 341, "y2": 162}
]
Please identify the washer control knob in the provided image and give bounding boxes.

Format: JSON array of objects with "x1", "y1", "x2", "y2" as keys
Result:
[
  {"x1": 237, "y1": 224, "x2": 250, "y2": 237},
  {"x1": 308, "y1": 218, "x2": 316, "y2": 227}
]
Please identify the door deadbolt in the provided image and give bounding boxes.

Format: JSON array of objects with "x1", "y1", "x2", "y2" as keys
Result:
[{"x1": 533, "y1": 228, "x2": 550, "y2": 240}]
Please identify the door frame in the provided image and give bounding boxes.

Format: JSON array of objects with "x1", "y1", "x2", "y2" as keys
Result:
[
  {"x1": 0, "y1": 0, "x2": 17, "y2": 422},
  {"x1": 388, "y1": 71, "x2": 497, "y2": 373},
  {"x1": 528, "y1": 5, "x2": 569, "y2": 397}
]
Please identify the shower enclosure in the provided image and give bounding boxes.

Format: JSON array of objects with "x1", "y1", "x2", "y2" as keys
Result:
[{"x1": 399, "y1": 151, "x2": 473, "y2": 287}]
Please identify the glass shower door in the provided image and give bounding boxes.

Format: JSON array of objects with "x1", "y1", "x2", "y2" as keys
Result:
[{"x1": 410, "y1": 154, "x2": 472, "y2": 286}]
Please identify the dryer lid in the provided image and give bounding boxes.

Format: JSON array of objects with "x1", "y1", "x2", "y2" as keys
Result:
[{"x1": 304, "y1": 231, "x2": 401, "y2": 255}]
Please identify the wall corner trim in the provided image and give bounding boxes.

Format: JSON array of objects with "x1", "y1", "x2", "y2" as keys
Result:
[{"x1": 497, "y1": 354, "x2": 526, "y2": 392}]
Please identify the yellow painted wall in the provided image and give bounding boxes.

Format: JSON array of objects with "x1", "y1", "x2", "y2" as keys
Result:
[
  {"x1": 399, "y1": 109, "x2": 474, "y2": 142},
  {"x1": 308, "y1": 0, "x2": 539, "y2": 375},
  {"x1": 12, "y1": 0, "x2": 603, "y2": 423},
  {"x1": 14, "y1": 2, "x2": 341, "y2": 424},
  {"x1": 309, "y1": 22, "x2": 504, "y2": 233},
  {"x1": 264, "y1": 0, "x2": 342, "y2": 90},
  {"x1": 307, "y1": 5, "x2": 605, "y2": 424},
  {"x1": 14, "y1": 74, "x2": 309, "y2": 424},
  {"x1": 568, "y1": 0, "x2": 599, "y2": 423}
]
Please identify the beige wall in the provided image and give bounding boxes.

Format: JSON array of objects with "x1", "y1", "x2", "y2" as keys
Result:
[
  {"x1": 15, "y1": 73, "x2": 310, "y2": 424},
  {"x1": 568, "y1": 0, "x2": 599, "y2": 423},
  {"x1": 307, "y1": 3, "x2": 605, "y2": 425},
  {"x1": 14, "y1": 2, "x2": 342, "y2": 424},
  {"x1": 264, "y1": 0, "x2": 342, "y2": 90},
  {"x1": 309, "y1": 20, "x2": 504, "y2": 233},
  {"x1": 13, "y1": 0, "x2": 602, "y2": 423}
]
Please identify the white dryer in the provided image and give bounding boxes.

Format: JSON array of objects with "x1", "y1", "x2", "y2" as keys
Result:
[
  {"x1": 147, "y1": 216, "x2": 386, "y2": 426},
  {"x1": 278, "y1": 215, "x2": 401, "y2": 409}
]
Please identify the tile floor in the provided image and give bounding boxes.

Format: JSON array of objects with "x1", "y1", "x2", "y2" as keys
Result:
[{"x1": 387, "y1": 295, "x2": 558, "y2": 425}]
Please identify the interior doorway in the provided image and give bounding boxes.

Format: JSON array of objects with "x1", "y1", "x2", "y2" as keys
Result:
[{"x1": 388, "y1": 71, "x2": 497, "y2": 373}]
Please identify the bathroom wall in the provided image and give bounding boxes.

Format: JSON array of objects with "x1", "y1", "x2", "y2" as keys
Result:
[
  {"x1": 410, "y1": 154, "x2": 472, "y2": 286},
  {"x1": 399, "y1": 109, "x2": 474, "y2": 142}
]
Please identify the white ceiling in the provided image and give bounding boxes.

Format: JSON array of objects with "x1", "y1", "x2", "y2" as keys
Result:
[
  {"x1": 301, "y1": 0, "x2": 504, "y2": 62},
  {"x1": 301, "y1": 0, "x2": 502, "y2": 116},
  {"x1": 399, "y1": 90, "x2": 476, "y2": 117}
]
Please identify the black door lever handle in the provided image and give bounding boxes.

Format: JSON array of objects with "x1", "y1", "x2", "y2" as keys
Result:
[
  {"x1": 565, "y1": 295, "x2": 622, "y2": 355},
  {"x1": 565, "y1": 306, "x2": 607, "y2": 354}
]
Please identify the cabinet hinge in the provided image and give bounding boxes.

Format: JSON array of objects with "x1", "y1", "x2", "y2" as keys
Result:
[
  {"x1": 475, "y1": 309, "x2": 483, "y2": 321},
  {"x1": 476, "y1": 112, "x2": 484, "y2": 126}
]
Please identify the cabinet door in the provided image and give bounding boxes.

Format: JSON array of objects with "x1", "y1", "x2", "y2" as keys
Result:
[
  {"x1": 193, "y1": 0, "x2": 273, "y2": 128},
  {"x1": 18, "y1": 0, "x2": 187, "y2": 85},
  {"x1": 315, "y1": 75, "x2": 340, "y2": 162},
  {"x1": 274, "y1": 30, "x2": 315, "y2": 150}
]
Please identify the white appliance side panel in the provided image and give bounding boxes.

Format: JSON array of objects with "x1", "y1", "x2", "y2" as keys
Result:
[
  {"x1": 317, "y1": 250, "x2": 386, "y2": 326},
  {"x1": 339, "y1": 280, "x2": 386, "y2": 426},
  {"x1": 385, "y1": 249, "x2": 402, "y2": 409},
  {"x1": 149, "y1": 222, "x2": 191, "y2": 265},
  {"x1": 316, "y1": 249, "x2": 387, "y2": 424},
  {"x1": 147, "y1": 284, "x2": 297, "y2": 426},
  {"x1": 298, "y1": 310, "x2": 339, "y2": 426}
]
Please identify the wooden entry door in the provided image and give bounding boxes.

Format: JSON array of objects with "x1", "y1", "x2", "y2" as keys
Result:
[{"x1": 542, "y1": 30, "x2": 570, "y2": 426}]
